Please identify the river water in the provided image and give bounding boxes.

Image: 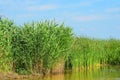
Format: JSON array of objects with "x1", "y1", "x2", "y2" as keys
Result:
[{"x1": 28, "y1": 66, "x2": 120, "y2": 80}]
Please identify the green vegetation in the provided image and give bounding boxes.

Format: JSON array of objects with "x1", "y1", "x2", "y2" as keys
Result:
[
  {"x1": 69, "y1": 37, "x2": 120, "y2": 69},
  {"x1": 0, "y1": 18, "x2": 120, "y2": 75},
  {"x1": 0, "y1": 18, "x2": 73, "y2": 74}
]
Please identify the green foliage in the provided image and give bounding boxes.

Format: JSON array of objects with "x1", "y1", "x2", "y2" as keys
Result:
[
  {"x1": 105, "y1": 39, "x2": 120, "y2": 65},
  {"x1": 0, "y1": 18, "x2": 73, "y2": 74},
  {"x1": 0, "y1": 18, "x2": 120, "y2": 75},
  {"x1": 69, "y1": 37, "x2": 120, "y2": 69},
  {"x1": 0, "y1": 18, "x2": 14, "y2": 72}
]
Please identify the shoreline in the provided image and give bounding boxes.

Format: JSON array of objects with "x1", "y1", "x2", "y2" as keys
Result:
[{"x1": 1, "y1": 65, "x2": 119, "y2": 80}]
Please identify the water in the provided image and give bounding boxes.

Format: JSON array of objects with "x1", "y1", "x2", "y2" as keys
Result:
[{"x1": 24, "y1": 66, "x2": 120, "y2": 80}]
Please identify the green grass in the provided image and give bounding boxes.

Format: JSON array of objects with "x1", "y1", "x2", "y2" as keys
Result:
[
  {"x1": 68, "y1": 37, "x2": 120, "y2": 70},
  {"x1": 0, "y1": 18, "x2": 73, "y2": 74},
  {"x1": 0, "y1": 18, "x2": 120, "y2": 75}
]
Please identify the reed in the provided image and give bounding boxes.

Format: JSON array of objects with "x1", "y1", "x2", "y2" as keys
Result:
[
  {"x1": 11, "y1": 20, "x2": 73, "y2": 74},
  {"x1": 0, "y1": 18, "x2": 14, "y2": 72},
  {"x1": 68, "y1": 37, "x2": 120, "y2": 70},
  {"x1": 0, "y1": 18, "x2": 120, "y2": 75}
]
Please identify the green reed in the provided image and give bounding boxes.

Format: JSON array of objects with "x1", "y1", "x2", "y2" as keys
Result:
[{"x1": 0, "y1": 18, "x2": 120, "y2": 75}]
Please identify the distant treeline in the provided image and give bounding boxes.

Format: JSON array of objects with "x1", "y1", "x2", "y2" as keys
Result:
[{"x1": 0, "y1": 18, "x2": 120, "y2": 75}]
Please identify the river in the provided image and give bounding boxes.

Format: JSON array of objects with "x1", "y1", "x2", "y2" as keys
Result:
[{"x1": 17, "y1": 66, "x2": 120, "y2": 80}]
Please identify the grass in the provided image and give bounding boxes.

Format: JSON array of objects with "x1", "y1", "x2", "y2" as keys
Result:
[
  {"x1": 0, "y1": 18, "x2": 120, "y2": 75},
  {"x1": 0, "y1": 18, "x2": 73, "y2": 74},
  {"x1": 68, "y1": 37, "x2": 120, "y2": 70}
]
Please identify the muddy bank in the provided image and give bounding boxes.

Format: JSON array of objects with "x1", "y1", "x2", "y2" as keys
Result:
[{"x1": 0, "y1": 72, "x2": 43, "y2": 80}]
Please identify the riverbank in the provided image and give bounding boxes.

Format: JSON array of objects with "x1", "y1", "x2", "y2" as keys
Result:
[
  {"x1": 0, "y1": 18, "x2": 120, "y2": 75},
  {"x1": 1, "y1": 65, "x2": 120, "y2": 80},
  {"x1": 0, "y1": 72, "x2": 42, "y2": 80}
]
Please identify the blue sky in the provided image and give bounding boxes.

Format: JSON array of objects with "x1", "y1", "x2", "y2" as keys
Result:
[{"x1": 0, "y1": 0, "x2": 120, "y2": 39}]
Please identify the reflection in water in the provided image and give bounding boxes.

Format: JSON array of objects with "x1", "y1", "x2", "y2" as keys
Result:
[
  {"x1": 43, "y1": 74, "x2": 64, "y2": 80},
  {"x1": 64, "y1": 68, "x2": 101, "y2": 80},
  {"x1": 23, "y1": 66, "x2": 120, "y2": 80}
]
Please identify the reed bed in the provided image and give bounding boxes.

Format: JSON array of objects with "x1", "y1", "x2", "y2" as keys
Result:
[
  {"x1": 0, "y1": 18, "x2": 120, "y2": 75},
  {"x1": 69, "y1": 37, "x2": 120, "y2": 70}
]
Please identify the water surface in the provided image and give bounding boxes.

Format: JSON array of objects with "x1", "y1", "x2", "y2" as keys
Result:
[{"x1": 29, "y1": 66, "x2": 120, "y2": 80}]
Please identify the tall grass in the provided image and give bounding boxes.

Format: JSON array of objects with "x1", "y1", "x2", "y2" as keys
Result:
[
  {"x1": 0, "y1": 18, "x2": 14, "y2": 72},
  {"x1": 69, "y1": 37, "x2": 120, "y2": 70},
  {"x1": 105, "y1": 39, "x2": 120, "y2": 65},
  {"x1": 0, "y1": 18, "x2": 120, "y2": 75},
  {"x1": 0, "y1": 18, "x2": 73, "y2": 74}
]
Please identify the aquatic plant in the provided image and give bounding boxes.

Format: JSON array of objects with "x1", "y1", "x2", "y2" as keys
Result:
[{"x1": 0, "y1": 18, "x2": 120, "y2": 75}]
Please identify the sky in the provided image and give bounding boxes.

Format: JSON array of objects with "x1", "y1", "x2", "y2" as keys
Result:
[{"x1": 0, "y1": 0, "x2": 120, "y2": 39}]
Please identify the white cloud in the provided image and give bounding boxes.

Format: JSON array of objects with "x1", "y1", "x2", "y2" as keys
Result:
[
  {"x1": 112, "y1": 14, "x2": 120, "y2": 19},
  {"x1": 73, "y1": 14, "x2": 120, "y2": 22},
  {"x1": 106, "y1": 7, "x2": 120, "y2": 12},
  {"x1": 73, "y1": 15, "x2": 106, "y2": 22},
  {"x1": 16, "y1": 14, "x2": 36, "y2": 18},
  {"x1": 79, "y1": 0, "x2": 103, "y2": 7},
  {"x1": 79, "y1": 1, "x2": 92, "y2": 6},
  {"x1": 27, "y1": 4, "x2": 58, "y2": 11},
  {"x1": 0, "y1": 0, "x2": 37, "y2": 5},
  {"x1": 0, "y1": 0, "x2": 12, "y2": 4}
]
